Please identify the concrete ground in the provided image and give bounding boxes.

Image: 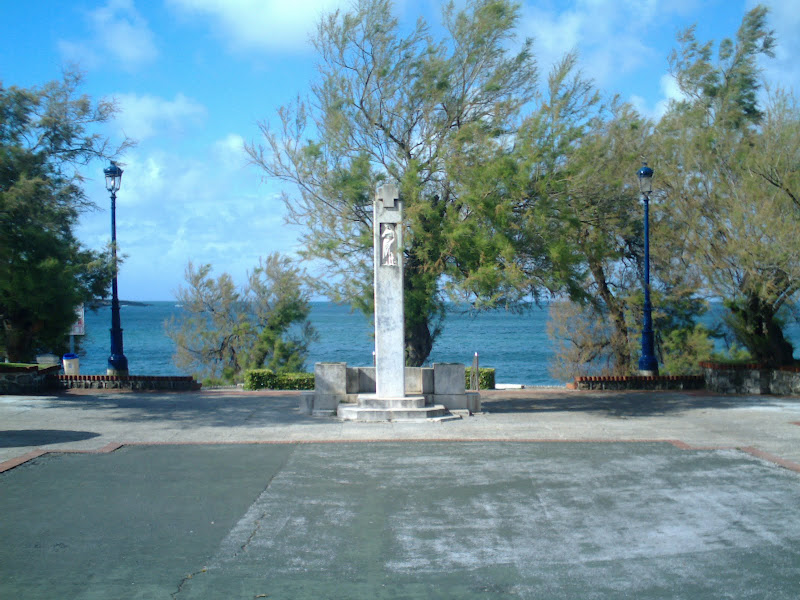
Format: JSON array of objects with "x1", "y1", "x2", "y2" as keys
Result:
[{"x1": 1, "y1": 388, "x2": 799, "y2": 598}]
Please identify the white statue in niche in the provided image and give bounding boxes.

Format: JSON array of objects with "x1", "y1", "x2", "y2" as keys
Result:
[{"x1": 381, "y1": 223, "x2": 397, "y2": 266}]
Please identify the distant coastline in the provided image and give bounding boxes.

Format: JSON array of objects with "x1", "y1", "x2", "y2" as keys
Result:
[{"x1": 92, "y1": 300, "x2": 151, "y2": 308}]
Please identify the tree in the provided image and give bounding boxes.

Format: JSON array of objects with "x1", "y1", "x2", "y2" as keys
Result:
[
  {"x1": 658, "y1": 5, "x2": 799, "y2": 366},
  {"x1": 0, "y1": 71, "x2": 128, "y2": 362},
  {"x1": 245, "y1": 254, "x2": 318, "y2": 373},
  {"x1": 248, "y1": 0, "x2": 542, "y2": 365},
  {"x1": 166, "y1": 254, "x2": 316, "y2": 383},
  {"x1": 483, "y1": 58, "x2": 710, "y2": 377}
]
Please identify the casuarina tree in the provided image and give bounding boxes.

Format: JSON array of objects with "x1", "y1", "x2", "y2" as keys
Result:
[
  {"x1": 247, "y1": 0, "x2": 549, "y2": 366},
  {"x1": 0, "y1": 70, "x2": 129, "y2": 362}
]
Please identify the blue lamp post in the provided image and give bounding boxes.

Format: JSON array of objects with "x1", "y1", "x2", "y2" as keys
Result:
[
  {"x1": 104, "y1": 161, "x2": 129, "y2": 376},
  {"x1": 637, "y1": 162, "x2": 658, "y2": 376}
]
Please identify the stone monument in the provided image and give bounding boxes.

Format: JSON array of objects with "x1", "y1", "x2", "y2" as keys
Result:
[
  {"x1": 299, "y1": 182, "x2": 480, "y2": 420},
  {"x1": 337, "y1": 182, "x2": 453, "y2": 421}
]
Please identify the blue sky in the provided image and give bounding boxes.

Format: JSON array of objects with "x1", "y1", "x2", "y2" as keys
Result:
[{"x1": 2, "y1": 0, "x2": 798, "y2": 301}]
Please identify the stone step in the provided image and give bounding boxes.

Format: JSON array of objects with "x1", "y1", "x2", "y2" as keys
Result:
[
  {"x1": 357, "y1": 394, "x2": 427, "y2": 409},
  {"x1": 337, "y1": 404, "x2": 454, "y2": 422}
]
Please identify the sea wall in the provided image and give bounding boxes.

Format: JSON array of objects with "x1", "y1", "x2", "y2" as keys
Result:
[
  {"x1": 0, "y1": 365, "x2": 60, "y2": 394},
  {"x1": 700, "y1": 362, "x2": 800, "y2": 395},
  {"x1": 58, "y1": 375, "x2": 201, "y2": 391},
  {"x1": 573, "y1": 375, "x2": 705, "y2": 391}
]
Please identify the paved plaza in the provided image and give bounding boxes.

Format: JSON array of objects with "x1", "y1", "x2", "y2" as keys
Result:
[{"x1": 1, "y1": 388, "x2": 799, "y2": 598}]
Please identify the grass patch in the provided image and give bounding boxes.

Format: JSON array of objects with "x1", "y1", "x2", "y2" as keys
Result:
[{"x1": 0, "y1": 362, "x2": 39, "y2": 372}]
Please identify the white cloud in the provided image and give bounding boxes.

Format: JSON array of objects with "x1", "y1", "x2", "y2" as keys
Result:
[
  {"x1": 77, "y1": 137, "x2": 298, "y2": 300},
  {"x1": 630, "y1": 73, "x2": 686, "y2": 120},
  {"x1": 167, "y1": 0, "x2": 343, "y2": 52},
  {"x1": 114, "y1": 93, "x2": 208, "y2": 141},
  {"x1": 749, "y1": 0, "x2": 800, "y2": 93},
  {"x1": 59, "y1": 0, "x2": 158, "y2": 70},
  {"x1": 213, "y1": 133, "x2": 248, "y2": 170},
  {"x1": 520, "y1": 0, "x2": 661, "y2": 88}
]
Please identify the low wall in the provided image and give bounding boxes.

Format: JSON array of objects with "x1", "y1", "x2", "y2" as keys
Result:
[
  {"x1": 58, "y1": 375, "x2": 201, "y2": 391},
  {"x1": 573, "y1": 375, "x2": 705, "y2": 391},
  {"x1": 0, "y1": 365, "x2": 60, "y2": 394},
  {"x1": 701, "y1": 362, "x2": 800, "y2": 395}
]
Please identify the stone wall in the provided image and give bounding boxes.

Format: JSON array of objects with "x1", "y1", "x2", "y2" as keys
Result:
[
  {"x1": 573, "y1": 375, "x2": 705, "y2": 391},
  {"x1": 701, "y1": 362, "x2": 800, "y2": 395},
  {"x1": 0, "y1": 365, "x2": 60, "y2": 394},
  {"x1": 58, "y1": 375, "x2": 201, "y2": 391},
  {"x1": 771, "y1": 367, "x2": 800, "y2": 396}
]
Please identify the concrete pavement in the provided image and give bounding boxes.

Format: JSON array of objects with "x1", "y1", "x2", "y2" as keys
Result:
[
  {"x1": 2, "y1": 388, "x2": 800, "y2": 466},
  {"x1": 1, "y1": 388, "x2": 799, "y2": 598}
]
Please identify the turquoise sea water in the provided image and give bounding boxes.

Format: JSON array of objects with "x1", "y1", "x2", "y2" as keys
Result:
[{"x1": 75, "y1": 301, "x2": 799, "y2": 385}]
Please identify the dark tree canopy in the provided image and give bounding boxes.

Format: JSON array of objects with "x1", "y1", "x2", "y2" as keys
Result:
[{"x1": 0, "y1": 70, "x2": 129, "y2": 362}]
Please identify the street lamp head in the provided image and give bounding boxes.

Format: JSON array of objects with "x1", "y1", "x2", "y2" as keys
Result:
[
  {"x1": 637, "y1": 161, "x2": 654, "y2": 194},
  {"x1": 104, "y1": 161, "x2": 123, "y2": 193}
]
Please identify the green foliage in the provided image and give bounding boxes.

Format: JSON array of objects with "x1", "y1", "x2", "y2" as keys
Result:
[
  {"x1": 465, "y1": 367, "x2": 495, "y2": 390},
  {"x1": 0, "y1": 70, "x2": 128, "y2": 361},
  {"x1": 548, "y1": 5, "x2": 797, "y2": 376},
  {"x1": 657, "y1": 5, "x2": 798, "y2": 366},
  {"x1": 246, "y1": 254, "x2": 318, "y2": 373},
  {"x1": 660, "y1": 325, "x2": 715, "y2": 375},
  {"x1": 166, "y1": 254, "x2": 316, "y2": 383},
  {"x1": 243, "y1": 369, "x2": 315, "y2": 391},
  {"x1": 710, "y1": 344, "x2": 753, "y2": 364},
  {"x1": 0, "y1": 363, "x2": 38, "y2": 371},
  {"x1": 248, "y1": 0, "x2": 543, "y2": 365}
]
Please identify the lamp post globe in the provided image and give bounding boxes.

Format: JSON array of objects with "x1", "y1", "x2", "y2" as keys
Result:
[
  {"x1": 104, "y1": 160, "x2": 128, "y2": 376},
  {"x1": 637, "y1": 161, "x2": 658, "y2": 375}
]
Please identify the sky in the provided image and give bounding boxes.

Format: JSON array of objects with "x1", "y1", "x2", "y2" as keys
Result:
[{"x1": 1, "y1": 0, "x2": 798, "y2": 301}]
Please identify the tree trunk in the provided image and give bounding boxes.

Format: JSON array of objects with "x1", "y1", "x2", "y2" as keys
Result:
[
  {"x1": 588, "y1": 262, "x2": 632, "y2": 374},
  {"x1": 403, "y1": 244, "x2": 441, "y2": 367},
  {"x1": 401, "y1": 196, "x2": 446, "y2": 367},
  {"x1": 405, "y1": 313, "x2": 433, "y2": 367},
  {"x1": 727, "y1": 294, "x2": 795, "y2": 367}
]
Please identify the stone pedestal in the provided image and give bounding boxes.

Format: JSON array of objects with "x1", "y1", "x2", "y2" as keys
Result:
[
  {"x1": 301, "y1": 362, "x2": 480, "y2": 419},
  {"x1": 338, "y1": 394, "x2": 448, "y2": 422}
]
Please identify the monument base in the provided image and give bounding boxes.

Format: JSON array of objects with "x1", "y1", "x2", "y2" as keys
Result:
[
  {"x1": 300, "y1": 362, "x2": 481, "y2": 420},
  {"x1": 338, "y1": 394, "x2": 454, "y2": 422}
]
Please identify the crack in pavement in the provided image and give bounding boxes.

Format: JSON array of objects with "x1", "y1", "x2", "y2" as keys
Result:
[
  {"x1": 171, "y1": 567, "x2": 207, "y2": 599},
  {"x1": 235, "y1": 446, "x2": 296, "y2": 557},
  {"x1": 170, "y1": 446, "x2": 297, "y2": 597}
]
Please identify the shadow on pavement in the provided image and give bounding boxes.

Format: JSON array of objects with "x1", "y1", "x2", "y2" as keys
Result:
[
  {"x1": 481, "y1": 390, "x2": 796, "y2": 417},
  {"x1": 0, "y1": 430, "x2": 101, "y2": 448},
  {"x1": 37, "y1": 392, "x2": 325, "y2": 429}
]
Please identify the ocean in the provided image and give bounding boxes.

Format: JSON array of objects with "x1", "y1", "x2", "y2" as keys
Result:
[{"x1": 74, "y1": 301, "x2": 799, "y2": 386}]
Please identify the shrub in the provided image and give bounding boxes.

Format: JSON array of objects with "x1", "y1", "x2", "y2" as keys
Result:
[
  {"x1": 244, "y1": 369, "x2": 314, "y2": 390},
  {"x1": 465, "y1": 367, "x2": 495, "y2": 390},
  {"x1": 276, "y1": 372, "x2": 315, "y2": 390}
]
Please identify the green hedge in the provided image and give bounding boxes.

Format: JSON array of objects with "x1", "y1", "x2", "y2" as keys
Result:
[
  {"x1": 244, "y1": 369, "x2": 315, "y2": 391},
  {"x1": 465, "y1": 367, "x2": 495, "y2": 390}
]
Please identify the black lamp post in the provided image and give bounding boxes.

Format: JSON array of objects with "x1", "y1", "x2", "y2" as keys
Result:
[
  {"x1": 637, "y1": 161, "x2": 658, "y2": 376},
  {"x1": 104, "y1": 160, "x2": 129, "y2": 376}
]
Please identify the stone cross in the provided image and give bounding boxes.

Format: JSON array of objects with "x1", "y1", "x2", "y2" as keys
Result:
[{"x1": 373, "y1": 182, "x2": 404, "y2": 398}]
